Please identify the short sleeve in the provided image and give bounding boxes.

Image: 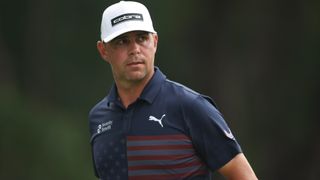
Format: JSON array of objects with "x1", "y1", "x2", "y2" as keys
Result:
[{"x1": 184, "y1": 95, "x2": 242, "y2": 171}]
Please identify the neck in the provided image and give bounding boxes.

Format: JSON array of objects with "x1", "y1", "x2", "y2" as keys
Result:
[
  {"x1": 117, "y1": 83, "x2": 143, "y2": 108},
  {"x1": 115, "y1": 72, "x2": 154, "y2": 108}
]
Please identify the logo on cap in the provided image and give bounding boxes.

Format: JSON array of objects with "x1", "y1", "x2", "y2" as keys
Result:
[{"x1": 111, "y1": 13, "x2": 143, "y2": 26}]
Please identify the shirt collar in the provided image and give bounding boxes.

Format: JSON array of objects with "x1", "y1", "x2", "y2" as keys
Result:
[
  {"x1": 107, "y1": 83, "x2": 118, "y2": 102},
  {"x1": 107, "y1": 67, "x2": 166, "y2": 105},
  {"x1": 139, "y1": 67, "x2": 166, "y2": 104}
]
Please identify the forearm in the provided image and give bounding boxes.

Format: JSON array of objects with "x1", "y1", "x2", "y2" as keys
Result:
[{"x1": 218, "y1": 153, "x2": 258, "y2": 180}]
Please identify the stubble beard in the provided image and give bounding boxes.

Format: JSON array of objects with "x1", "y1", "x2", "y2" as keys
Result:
[
  {"x1": 114, "y1": 64, "x2": 150, "y2": 88},
  {"x1": 125, "y1": 67, "x2": 147, "y2": 82}
]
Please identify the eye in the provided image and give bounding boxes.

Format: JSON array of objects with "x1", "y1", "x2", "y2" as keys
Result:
[
  {"x1": 116, "y1": 38, "x2": 129, "y2": 45},
  {"x1": 111, "y1": 36, "x2": 130, "y2": 47},
  {"x1": 137, "y1": 33, "x2": 149, "y2": 43}
]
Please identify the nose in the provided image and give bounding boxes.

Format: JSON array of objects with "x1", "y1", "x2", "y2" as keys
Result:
[{"x1": 128, "y1": 40, "x2": 140, "y2": 55}]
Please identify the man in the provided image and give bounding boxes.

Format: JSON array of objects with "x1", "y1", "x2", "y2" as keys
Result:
[{"x1": 89, "y1": 1, "x2": 257, "y2": 180}]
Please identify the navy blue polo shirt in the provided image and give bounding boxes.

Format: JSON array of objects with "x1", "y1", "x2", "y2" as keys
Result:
[{"x1": 89, "y1": 67, "x2": 242, "y2": 180}]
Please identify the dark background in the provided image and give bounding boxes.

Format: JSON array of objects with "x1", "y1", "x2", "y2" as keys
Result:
[{"x1": 1, "y1": 0, "x2": 319, "y2": 179}]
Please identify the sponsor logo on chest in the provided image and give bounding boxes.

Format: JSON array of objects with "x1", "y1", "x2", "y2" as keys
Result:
[{"x1": 97, "y1": 120, "x2": 113, "y2": 134}]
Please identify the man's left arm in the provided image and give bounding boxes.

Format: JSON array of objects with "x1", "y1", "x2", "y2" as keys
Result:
[{"x1": 218, "y1": 153, "x2": 258, "y2": 180}]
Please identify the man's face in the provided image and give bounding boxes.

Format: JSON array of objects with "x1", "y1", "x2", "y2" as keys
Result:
[{"x1": 98, "y1": 31, "x2": 158, "y2": 86}]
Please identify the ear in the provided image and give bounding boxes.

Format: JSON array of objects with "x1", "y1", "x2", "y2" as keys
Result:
[
  {"x1": 152, "y1": 34, "x2": 158, "y2": 53},
  {"x1": 97, "y1": 41, "x2": 109, "y2": 63},
  {"x1": 153, "y1": 34, "x2": 158, "y2": 51}
]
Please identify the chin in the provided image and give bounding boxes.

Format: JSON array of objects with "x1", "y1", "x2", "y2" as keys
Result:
[{"x1": 126, "y1": 71, "x2": 147, "y2": 81}]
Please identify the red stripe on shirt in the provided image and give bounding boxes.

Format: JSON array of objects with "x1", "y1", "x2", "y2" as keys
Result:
[
  {"x1": 129, "y1": 169, "x2": 208, "y2": 180},
  {"x1": 128, "y1": 160, "x2": 202, "y2": 171},
  {"x1": 127, "y1": 154, "x2": 193, "y2": 161},
  {"x1": 127, "y1": 134, "x2": 191, "y2": 141},
  {"x1": 127, "y1": 144, "x2": 193, "y2": 151}
]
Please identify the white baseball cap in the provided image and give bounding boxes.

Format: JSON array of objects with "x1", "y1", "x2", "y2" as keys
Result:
[{"x1": 100, "y1": 1, "x2": 156, "y2": 43}]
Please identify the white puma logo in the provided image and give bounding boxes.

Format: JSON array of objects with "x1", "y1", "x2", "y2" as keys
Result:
[
  {"x1": 148, "y1": 114, "x2": 166, "y2": 127},
  {"x1": 223, "y1": 129, "x2": 235, "y2": 140}
]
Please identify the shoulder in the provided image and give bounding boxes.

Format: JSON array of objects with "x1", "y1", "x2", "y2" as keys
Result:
[
  {"x1": 161, "y1": 79, "x2": 225, "y2": 131},
  {"x1": 88, "y1": 95, "x2": 112, "y2": 133},
  {"x1": 88, "y1": 95, "x2": 117, "y2": 140},
  {"x1": 89, "y1": 96, "x2": 109, "y2": 118},
  {"x1": 162, "y1": 79, "x2": 217, "y2": 108}
]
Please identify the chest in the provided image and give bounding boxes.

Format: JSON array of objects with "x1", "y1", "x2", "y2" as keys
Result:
[{"x1": 91, "y1": 101, "x2": 208, "y2": 179}]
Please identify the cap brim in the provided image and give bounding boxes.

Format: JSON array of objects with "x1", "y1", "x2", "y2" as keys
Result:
[{"x1": 102, "y1": 27, "x2": 156, "y2": 43}]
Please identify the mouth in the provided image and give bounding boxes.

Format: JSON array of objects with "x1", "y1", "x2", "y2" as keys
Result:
[{"x1": 126, "y1": 60, "x2": 144, "y2": 67}]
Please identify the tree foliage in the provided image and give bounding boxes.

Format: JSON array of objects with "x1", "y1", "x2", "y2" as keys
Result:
[{"x1": 1, "y1": 0, "x2": 319, "y2": 179}]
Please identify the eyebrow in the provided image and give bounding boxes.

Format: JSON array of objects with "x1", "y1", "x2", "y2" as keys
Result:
[
  {"x1": 135, "y1": 31, "x2": 150, "y2": 36},
  {"x1": 110, "y1": 35, "x2": 127, "y2": 43}
]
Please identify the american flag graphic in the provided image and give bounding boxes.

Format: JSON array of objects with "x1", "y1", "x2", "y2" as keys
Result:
[{"x1": 127, "y1": 134, "x2": 208, "y2": 180}]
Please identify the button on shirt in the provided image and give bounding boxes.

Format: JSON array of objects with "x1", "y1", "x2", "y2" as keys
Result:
[{"x1": 89, "y1": 67, "x2": 242, "y2": 180}]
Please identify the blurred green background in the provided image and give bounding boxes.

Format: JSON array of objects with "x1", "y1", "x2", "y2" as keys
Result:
[{"x1": 1, "y1": 0, "x2": 319, "y2": 179}]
